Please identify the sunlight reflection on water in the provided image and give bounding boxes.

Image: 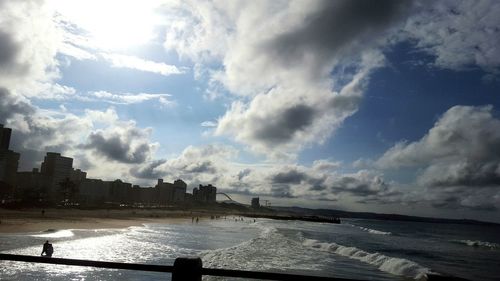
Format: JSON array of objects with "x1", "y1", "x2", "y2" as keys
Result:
[
  {"x1": 32, "y1": 229, "x2": 75, "y2": 238},
  {"x1": 3, "y1": 225, "x2": 178, "y2": 278}
]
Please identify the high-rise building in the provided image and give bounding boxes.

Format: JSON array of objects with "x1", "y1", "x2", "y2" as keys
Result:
[
  {"x1": 172, "y1": 179, "x2": 187, "y2": 202},
  {"x1": 251, "y1": 197, "x2": 260, "y2": 208},
  {"x1": 0, "y1": 124, "x2": 12, "y2": 151},
  {"x1": 40, "y1": 152, "x2": 73, "y2": 202},
  {"x1": 0, "y1": 150, "x2": 20, "y2": 187},
  {"x1": 0, "y1": 125, "x2": 19, "y2": 190},
  {"x1": 193, "y1": 184, "x2": 217, "y2": 203},
  {"x1": 155, "y1": 178, "x2": 187, "y2": 205}
]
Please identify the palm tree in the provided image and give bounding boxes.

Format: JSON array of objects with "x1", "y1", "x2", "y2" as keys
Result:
[{"x1": 58, "y1": 178, "x2": 78, "y2": 204}]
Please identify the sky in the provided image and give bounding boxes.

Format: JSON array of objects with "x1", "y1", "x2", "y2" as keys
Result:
[{"x1": 1, "y1": 0, "x2": 500, "y2": 222}]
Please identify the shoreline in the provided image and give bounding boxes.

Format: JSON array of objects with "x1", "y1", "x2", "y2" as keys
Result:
[{"x1": 0, "y1": 208, "x2": 202, "y2": 234}]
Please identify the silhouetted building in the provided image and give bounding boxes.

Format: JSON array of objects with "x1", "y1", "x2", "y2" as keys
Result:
[
  {"x1": 0, "y1": 125, "x2": 19, "y2": 192},
  {"x1": 0, "y1": 124, "x2": 12, "y2": 150},
  {"x1": 172, "y1": 179, "x2": 187, "y2": 202},
  {"x1": 251, "y1": 197, "x2": 260, "y2": 208},
  {"x1": 193, "y1": 184, "x2": 216, "y2": 203},
  {"x1": 79, "y1": 179, "x2": 111, "y2": 204},
  {"x1": 16, "y1": 168, "x2": 49, "y2": 202},
  {"x1": 40, "y1": 152, "x2": 73, "y2": 202},
  {"x1": 70, "y1": 168, "x2": 87, "y2": 183},
  {"x1": 155, "y1": 178, "x2": 187, "y2": 205},
  {"x1": 110, "y1": 179, "x2": 132, "y2": 204}
]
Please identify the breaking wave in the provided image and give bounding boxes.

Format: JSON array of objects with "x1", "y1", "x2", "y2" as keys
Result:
[
  {"x1": 347, "y1": 224, "x2": 392, "y2": 235},
  {"x1": 303, "y1": 238, "x2": 429, "y2": 280},
  {"x1": 201, "y1": 224, "x2": 325, "y2": 273},
  {"x1": 452, "y1": 240, "x2": 499, "y2": 249},
  {"x1": 358, "y1": 226, "x2": 392, "y2": 235}
]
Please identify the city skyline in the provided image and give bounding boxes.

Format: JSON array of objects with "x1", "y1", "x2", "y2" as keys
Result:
[
  {"x1": 1, "y1": 123, "x2": 218, "y2": 206},
  {"x1": 1, "y1": 1, "x2": 500, "y2": 223}
]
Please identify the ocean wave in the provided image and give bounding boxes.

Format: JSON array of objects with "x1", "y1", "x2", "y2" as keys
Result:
[
  {"x1": 358, "y1": 226, "x2": 392, "y2": 235},
  {"x1": 452, "y1": 240, "x2": 499, "y2": 249},
  {"x1": 347, "y1": 224, "x2": 392, "y2": 235},
  {"x1": 202, "y1": 224, "x2": 324, "y2": 273},
  {"x1": 303, "y1": 239, "x2": 429, "y2": 280},
  {"x1": 31, "y1": 229, "x2": 74, "y2": 238}
]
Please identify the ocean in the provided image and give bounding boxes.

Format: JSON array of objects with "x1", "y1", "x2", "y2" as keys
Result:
[{"x1": 0, "y1": 217, "x2": 499, "y2": 280}]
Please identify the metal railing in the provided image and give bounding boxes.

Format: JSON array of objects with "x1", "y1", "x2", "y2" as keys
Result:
[{"x1": 0, "y1": 253, "x2": 468, "y2": 281}]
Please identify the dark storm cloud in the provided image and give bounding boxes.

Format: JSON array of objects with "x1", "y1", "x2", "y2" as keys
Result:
[
  {"x1": 237, "y1": 168, "x2": 252, "y2": 181},
  {"x1": 85, "y1": 132, "x2": 150, "y2": 164},
  {"x1": 130, "y1": 159, "x2": 167, "y2": 179},
  {"x1": 0, "y1": 88, "x2": 34, "y2": 123},
  {"x1": 253, "y1": 104, "x2": 316, "y2": 145},
  {"x1": 271, "y1": 169, "x2": 308, "y2": 184},
  {"x1": 0, "y1": 89, "x2": 63, "y2": 170},
  {"x1": 264, "y1": 0, "x2": 412, "y2": 66},
  {"x1": 427, "y1": 162, "x2": 500, "y2": 188},
  {"x1": 270, "y1": 184, "x2": 295, "y2": 198},
  {"x1": 430, "y1": 195, "x2": 497, "y2": 211},
  {"x1": 0, "y1": 30, "x2": 20, "y2": 69},
  {"x1": 330, "y1": 176, "x2": 389, "y2": 197}
]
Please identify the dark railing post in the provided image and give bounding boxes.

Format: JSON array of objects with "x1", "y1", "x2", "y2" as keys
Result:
[{"x1": 172, "y1": 257, "x2": 202, "y2": 281}]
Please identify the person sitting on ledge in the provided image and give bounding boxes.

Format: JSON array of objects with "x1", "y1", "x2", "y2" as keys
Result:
[{"x1": 41, "y1": 240, "x2": 54, "y2": 257}]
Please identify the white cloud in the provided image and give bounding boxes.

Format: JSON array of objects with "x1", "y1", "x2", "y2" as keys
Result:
[
  {"x1": 377, "y1": 105, "x2": 500, "y2": 210},
  {"x1": 402, "y1": 0, "x2": 500, "y2": 72},
  {"x1": 201, "y1": 121, "x2": 217, "y2": 127},
  {"x1": 59, "y1": 43, "x2": 97, "y2": 61},
  {"x1": 162, "y1": 1, "x2": 409, "y2": 159},
  {"x1": 0, "y1": 0, "x2": 61, "y2": 96},
  {"x1": 87, "y1": 91, "x2": 175, "y2": 106},
  {"x1": 100, "y1": 53, "x2": 186, "y2": 76},
  {"x1": 215, "y1": 53, "x2": 384, "y2": 159}
]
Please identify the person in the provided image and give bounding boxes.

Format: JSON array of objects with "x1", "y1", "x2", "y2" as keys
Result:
[{"x1": 41, "y1": 240, "x2": 53, "y2": 257}]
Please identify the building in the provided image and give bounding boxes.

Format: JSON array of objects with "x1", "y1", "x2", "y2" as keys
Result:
[
  {"x1": 0, "y1": 125, "x2": 20, "y2": 196},
  {"x1": 70, "y1": 168, "x2": 87, "y2": 183},
  {"x1": 40, "y1": 152, "x2": 73, "y2": 202},
  {"x1": 155, "y1": 179, "x2": 187, "y2": 205},
  {"x1": 251, "y1": 197, "x2": 260, "y2": 208},
  {"x1": 79, "y1": 179, "x2": 111, "y2": 204},
  {"x1": 172, "y1": 179, "x2": 187, "y2": 202},
  {"x1": 0, "y1": 149, "x2": 20, "y2": 188},
  {"x1": 155, "y1": 179, "x2": 173, "y2": 205},
  {"x1": 0, "y1": 124, "x2": 12, "y2": 150},
  {"x1": 16, "y1": 168, "x2": 49, "y2": 202},
  {"x1": 193, "y1": 184, "x2": 217, "y2": 203},
  {"x1": 109, "y1": 179, "x2": 132, "y2": 204}
]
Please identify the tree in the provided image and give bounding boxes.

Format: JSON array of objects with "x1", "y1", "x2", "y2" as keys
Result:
[{"x1": 58, "y1": 178, "x2": 78, "y2": 204}]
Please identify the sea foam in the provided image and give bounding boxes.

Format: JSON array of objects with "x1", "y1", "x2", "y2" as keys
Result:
[
  {"x1": 347, "y1": 224, "x2": 392, "y2": 235},
  {"x1": 452, "y1": 239, "x2": 499, "y2": 249},
  {"x1": 303, "y1": 238, "x2": 429, "y2": 280}
]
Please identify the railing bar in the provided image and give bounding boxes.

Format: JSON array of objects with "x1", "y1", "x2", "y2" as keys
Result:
[
  {"x1": 202, "y1": 267, "x2": 356, "y2": 281},
  {"x1": 0, "y1": 254, "x2": 468, "y2": 281},
  {"x1": 0, "y1": 254, "x2": 173, "y2": 273}
]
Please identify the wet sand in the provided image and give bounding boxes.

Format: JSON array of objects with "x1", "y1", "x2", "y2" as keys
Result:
[{"x1": 0, "y1": 208, "x2": 198, "y2": 233}]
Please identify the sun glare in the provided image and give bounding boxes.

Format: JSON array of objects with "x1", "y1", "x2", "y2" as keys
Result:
[{"x1": 52, "y1": 0, "x2": 160, "y2": 49}]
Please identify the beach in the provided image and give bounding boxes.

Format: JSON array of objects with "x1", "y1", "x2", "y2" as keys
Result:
[{"x1": 0, "y1": 208, "x2": 196, "y2": 233}]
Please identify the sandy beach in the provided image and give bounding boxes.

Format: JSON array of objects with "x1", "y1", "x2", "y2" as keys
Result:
[{"x1": 0, "y1": 208, "x2": 200, "y2": 233}]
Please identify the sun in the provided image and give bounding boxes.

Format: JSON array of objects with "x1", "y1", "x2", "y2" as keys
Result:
[{"x1": 52, "y1": 0, "x2": 160, "y2": 50}]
